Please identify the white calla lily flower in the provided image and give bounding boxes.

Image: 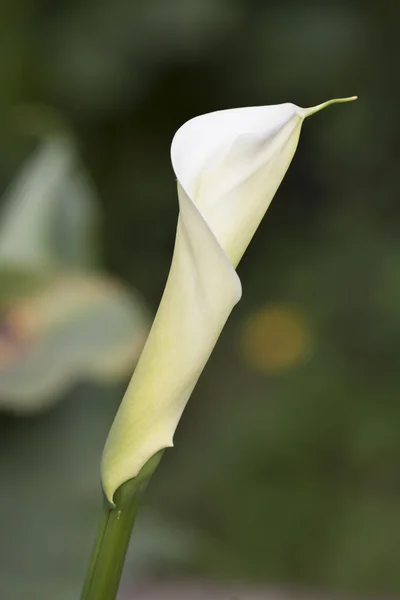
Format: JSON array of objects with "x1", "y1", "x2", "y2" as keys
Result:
[{"x1": 101, "y1": 97, "x2": 356, "y2": 503}]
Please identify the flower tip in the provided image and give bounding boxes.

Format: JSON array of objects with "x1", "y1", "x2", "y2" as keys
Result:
[{"x1": 299, "y1": 95, "x2": 358, "y2": 119}]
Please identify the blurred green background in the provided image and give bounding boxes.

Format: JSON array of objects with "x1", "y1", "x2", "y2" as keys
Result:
[{"x1": 1, "y1": 1, "x2": 400, "y2": 599}]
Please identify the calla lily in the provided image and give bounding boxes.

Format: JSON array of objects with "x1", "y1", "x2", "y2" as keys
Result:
[{"x1": 101, "y1": 97, "x2": 356, "y2": 503}]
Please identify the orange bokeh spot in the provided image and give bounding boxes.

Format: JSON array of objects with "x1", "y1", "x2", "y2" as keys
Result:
[{"x1": 239, "y1": 303, "x2": 312, "y2": 373}]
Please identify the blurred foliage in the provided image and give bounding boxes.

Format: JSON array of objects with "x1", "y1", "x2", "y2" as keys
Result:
[
  {"x1": 0, "y1": 119, "x2": 149, "y2": 411},
  {"x1": 0, "y1": 0, "x2": 400, "y2": 599}
]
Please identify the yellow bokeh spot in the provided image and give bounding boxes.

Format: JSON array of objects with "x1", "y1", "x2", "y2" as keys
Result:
[{"x1": 239, "y1": 303, "x2": 312, "y2": 373}]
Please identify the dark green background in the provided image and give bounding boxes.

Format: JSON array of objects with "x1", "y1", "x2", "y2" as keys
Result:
[{"x1": 1, "y1": 1, "x2": 400, "y2": 598}]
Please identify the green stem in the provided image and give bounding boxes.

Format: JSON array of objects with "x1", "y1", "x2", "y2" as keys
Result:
[
  {"x1": 80, "y1": 479, "x2": 142, "y2": 600},
  {"x1": 80, "y1": 451, "x2": 163, "y2": 600}
]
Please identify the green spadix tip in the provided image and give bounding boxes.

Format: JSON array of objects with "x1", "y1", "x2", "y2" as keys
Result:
[{"x1": 300, "y1": 96, "x2": 358, "y2": 118}]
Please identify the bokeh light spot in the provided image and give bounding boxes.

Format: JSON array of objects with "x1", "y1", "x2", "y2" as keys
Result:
[{"x1": 238, "y1": 303, "x2": 313, "y2": 373}]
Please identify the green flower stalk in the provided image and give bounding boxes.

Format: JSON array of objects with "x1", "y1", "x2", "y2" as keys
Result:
[{"x1": 82, "y1": 96, "x2": 357, "y2": 600}]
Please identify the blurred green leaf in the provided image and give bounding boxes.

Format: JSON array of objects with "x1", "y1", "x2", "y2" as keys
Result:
[{"x1": 0, "y1": 114, "x2": 149, "y2": 412}]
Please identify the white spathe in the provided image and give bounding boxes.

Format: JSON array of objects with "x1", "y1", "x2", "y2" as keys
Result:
[{"x1": 101, "y1": 97, "x2": 356, "y2": 503}]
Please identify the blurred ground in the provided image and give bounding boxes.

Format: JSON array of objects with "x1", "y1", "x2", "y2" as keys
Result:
[
  {"x1": 1, "y1": 1, "x2": 400, "y2": 599},
  {"x1": 125, "y1": 581, "x2": 375, "y2": 600}
]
